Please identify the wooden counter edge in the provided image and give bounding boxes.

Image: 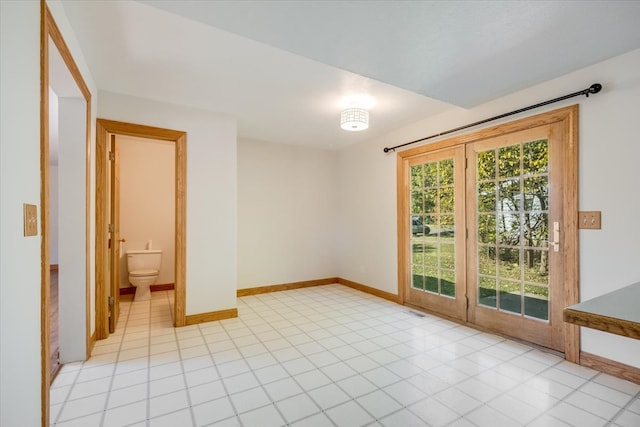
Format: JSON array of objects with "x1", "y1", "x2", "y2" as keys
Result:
[{"x1": 563, "y1": 307, "x2": 640, "y2": 340}]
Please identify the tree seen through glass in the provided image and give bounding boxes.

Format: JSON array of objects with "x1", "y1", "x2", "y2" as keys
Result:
[
  {"x1": 476, "y1": 139, "x2": 550, "y2": 320},
  {"x1": 410, "y1": 158, "x2": 456, "y2": 298}
]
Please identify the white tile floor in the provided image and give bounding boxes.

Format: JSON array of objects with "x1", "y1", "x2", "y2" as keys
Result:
[{"x1": 50, "y1": 284, "x2": 640, "y2": 427}]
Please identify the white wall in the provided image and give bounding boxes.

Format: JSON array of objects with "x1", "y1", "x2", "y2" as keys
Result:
[
  {"x1": 336, "y1": 49, "x2": 640, "y2": 368},
  {"x1": 50, "y1": 164, "x2": 60, "y2": 265},
  {"x1": 238, "y1": 139, "x2": 337, "y2": 288},
  {"x1": 98, "y1": 91, "x2": 237, "y2": 315},
  {"x1": 1, "y1": 2, "x2": 97, "y2": 423},
  {"x1": 572, "y1": 50, "x2": 640, "y2": 367},
  {"x1": 58, "y1": 97, "x2": 89, "y2": 362},
  {"x1": 49, "y1": 88, "x2": 60, "y2": 265},
  {"x1": 118, "y1": 135, "x2": 175, "y2": 287},
  {"x1": 0, "y1": 2, "x2": 42, "y2": 425}
]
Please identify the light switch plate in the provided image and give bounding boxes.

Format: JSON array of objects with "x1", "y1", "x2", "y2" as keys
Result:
[
  {"x1": 23, "y1": 203, "x2": 38, "y2": 236},
  {"x1": 578, "y1": 211, "x2": 601, "y2": 229}
]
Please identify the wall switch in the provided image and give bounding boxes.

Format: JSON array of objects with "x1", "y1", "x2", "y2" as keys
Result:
[
  {"x1": 578, "y1": 211, "x2": 601, "y2": 229},
  {"x1": 23, "y1": 204, "x2": 38, "y2": 236}
]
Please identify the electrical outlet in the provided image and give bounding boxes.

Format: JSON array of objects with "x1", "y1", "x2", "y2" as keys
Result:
[
  {"x1": 23, "y1": 204, "x2": 38, "y2": 236},
  {"x1": 578, "y1": 211, "x2": 601, "y2": 229}
]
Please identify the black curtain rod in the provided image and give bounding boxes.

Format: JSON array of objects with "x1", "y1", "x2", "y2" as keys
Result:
[{"x1": 383, "y1": 83, "x2": 602, "y2": 153}]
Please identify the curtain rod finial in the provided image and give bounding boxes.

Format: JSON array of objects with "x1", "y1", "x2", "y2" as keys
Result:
[{"x1": 589, "y1": 83, "x2": 602, "y2": 94}]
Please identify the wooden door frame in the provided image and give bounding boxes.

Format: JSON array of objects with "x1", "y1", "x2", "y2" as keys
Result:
[
  {"x1": 108, "y1": 135, "x2": 120, "y2": 334},
  {"x1": 95, "y1": 119, "x2": 187, "y2": 339},
  {"x1": 40, "y1": 2, "x2": 92, "y2": 426},
  {"x1": 397, "y1": 105, "x2": 580, "y2": 362}
]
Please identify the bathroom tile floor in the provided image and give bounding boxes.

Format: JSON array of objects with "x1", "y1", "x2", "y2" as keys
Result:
[{"x1": 50, "y1": 284, "x2": 640, "y2": 426}]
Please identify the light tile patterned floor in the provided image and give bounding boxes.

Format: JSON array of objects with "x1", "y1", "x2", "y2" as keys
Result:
[{"x1": 50, "y1": 284, "x2": 640, "y2": 426}]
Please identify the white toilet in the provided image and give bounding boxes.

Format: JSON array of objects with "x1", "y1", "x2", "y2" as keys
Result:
[{"x1": 127, "y1": 249, "x2": 162, "y2": 301}]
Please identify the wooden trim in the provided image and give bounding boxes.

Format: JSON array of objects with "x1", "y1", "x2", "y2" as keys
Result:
[
  {"x1": 398, "y1": 107, "x2": 579, "y2": 159},
  {"x1": 108, "y1": 135, "x2": 119, "y2": 334},
  {"x1": 120, "y1": 283, "x2": 176, "y2": 295},
  {"x1": 44, "y1": 8, "x2": 90, "y2": 100},
  {"x1": 40, "y1": 4, "x2": 50, "y2": 425},
  {"x1": 396, "y1": 154, "x2": 407, "y2": 306},
  {"x1": 96, "y1": 119, "x2": 186, "y2": 141},
  {"x1": 87, "y1": 331, "x2": 96, "y2": 357},
  {"x1": 41, "y1": 3, "x2": 93, "y2": 426},
  {"x1": 96, "y1": 119, "x2": 187, "y2": 334},
  {"x1": 185, "y1": 309, "x2": 238, "y2": 326},
  {"x1": 580, "y1": 352, "x2": 640, "y2": 384},
  {"x1": 337, "y1": 278, "x2": 401, "y2": 304},
  {"x1": 236, "y1": 277, "x2": 401, "y2": 306},
  {"x1": 95, "y1": 119, "x2": 108, "y2": 339},
  {"x1": 237, "y1": 278, "x2": 338, "y2": 297},
  {"x1": 49, "y1": 362, "x2": 63, "y2": 384},
  {"x1": 564, "y1": 308, "x2": 640, "y2": 340},
  {"x1": 562, "y1": 105, "x2": 580, "y2": 363},
  {"x1": 174, "y1": 134, "x2": 187, "y2": 327},
  {"x1": 151, "y1": 283, "x2": 175, "y2": 292},
  {"x1": 84, "y1": 45, "x2": 92, "y2": 366}
]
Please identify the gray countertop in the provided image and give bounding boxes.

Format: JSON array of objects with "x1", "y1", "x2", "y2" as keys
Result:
[{"x1": 566, "y1": 282, "x2": 640, "y2": 323}]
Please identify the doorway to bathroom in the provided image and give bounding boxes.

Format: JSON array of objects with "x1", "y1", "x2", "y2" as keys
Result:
[
  {"x1": 110, "y1": 134, "x2": 177, "y2": 331},
  {"x1": 96, "y1": 119, "x2": 187, "y2": 340}
]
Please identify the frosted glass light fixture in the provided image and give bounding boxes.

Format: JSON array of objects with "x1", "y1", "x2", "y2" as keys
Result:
[{"x1": 340, "y1": 107, "x2": 369, "y2": 131}]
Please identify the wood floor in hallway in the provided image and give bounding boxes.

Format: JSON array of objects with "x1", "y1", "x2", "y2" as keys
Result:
[{"x1": 50, "y1": 268, "x2": 60, "y2": 380}]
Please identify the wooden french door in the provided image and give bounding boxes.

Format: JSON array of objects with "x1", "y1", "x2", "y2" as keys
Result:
[
  {"x1": 398, "y1": 107, "x2": 579, "y2": 356},
  {"x1": 402, "y1": 146, "x2": 467, "y2": 322},
  {"x1": 466, "y1": 123, "x2": 565, "y2": 351}
]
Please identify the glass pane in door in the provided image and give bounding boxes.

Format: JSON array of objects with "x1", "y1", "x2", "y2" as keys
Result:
[
  {"x1": 410, "y1": 159, "x2": 456, "y2": 298},
  {"x1": 476, "y1": 139, "x2": 550, "y2": 320}
]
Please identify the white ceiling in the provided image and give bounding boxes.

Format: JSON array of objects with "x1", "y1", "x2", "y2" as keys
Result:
[{"x1": 61, "y1": 0, "x2": 640, "y2": 150}]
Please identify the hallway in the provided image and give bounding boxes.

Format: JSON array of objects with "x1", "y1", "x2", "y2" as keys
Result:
[{"x1": 50, "y1": 268, "x2": 60, "y2": 379}]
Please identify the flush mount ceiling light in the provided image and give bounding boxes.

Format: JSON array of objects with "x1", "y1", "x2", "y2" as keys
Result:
[{"x1": 340, "y1": 107, "x2": 369, "y2": 131}]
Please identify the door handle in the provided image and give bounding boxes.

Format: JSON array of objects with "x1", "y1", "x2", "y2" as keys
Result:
[
  {"x1": 118, "y1": 238, "x2": 126, "y2": 243},
  {"x1": 551, "y1": 222, "x2": 560, "y2": 252}
]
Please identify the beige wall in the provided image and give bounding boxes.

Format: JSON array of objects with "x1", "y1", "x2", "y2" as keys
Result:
[
  {"x1": 50, "y1": 164, "x2": 59, "y2": 265},
  {"x1": 238, "y1": 139, "x2": 338, "y2": 288},
  {"x1": 49, "y1": 88, "x2": 59, "y2": 265},
  {"x1": 118, "y1": 135, "x2": 175, "y2": 287}
]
